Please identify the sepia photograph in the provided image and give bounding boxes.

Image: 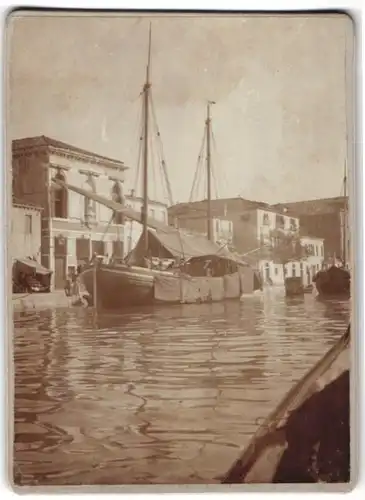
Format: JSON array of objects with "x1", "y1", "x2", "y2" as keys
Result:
[{"x1": 6, "y1": 10, "x2": 354, "y2": 489}]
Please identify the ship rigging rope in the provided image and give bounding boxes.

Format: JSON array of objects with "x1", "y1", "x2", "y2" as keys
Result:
[
  {"x1": 211, "y1": 129, "x2": 228, "y2": 198},
  {"x1": 189, "y1": 120, "x2": 221, "y2": 202},
  {"x1": 128, "y1": 93, "x2": 145, "y2": 252},
  {"x1": 149, "y1": 91, "x2": 185, "y2": 261},
  {"x1": 189, "y1": 126, "x2": 207, "y2": 203},
  {"x1": 150, "y1": 94, "x2": 174, "y2": 206},
  {"x1": 100, "y1": 214, "x2": 115, "y2": 244},
  {"x1": 210, "y1": 156, "x2": 220, "y2": 200}
]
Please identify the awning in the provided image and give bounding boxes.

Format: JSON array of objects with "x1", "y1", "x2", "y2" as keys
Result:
[
  {"x1": 14, "y1": 258, "x2": 52, "y2": 276},
  {"x1": 53, "y1": 177, "x2": 250, "y2": 266}
]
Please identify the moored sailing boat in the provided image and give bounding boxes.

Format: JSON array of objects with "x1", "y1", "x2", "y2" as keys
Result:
[
  {"x1": 314, "y1": 38, "x2": 351, "y2": 300},
  {"x1": 53, "y1": 26, "x2": 260, "y2": 310},
  {"x1": 313, "y1": 162, "x2": 351, "y2": 299}
]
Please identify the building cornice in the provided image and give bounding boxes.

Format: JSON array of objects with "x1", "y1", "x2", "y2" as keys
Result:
[
  {"x1": 48, "y1": 146, "x2": 127, "y2": 171},
  {"x1": 13, "y1": 203, "x2": 43, "y2": 212}
]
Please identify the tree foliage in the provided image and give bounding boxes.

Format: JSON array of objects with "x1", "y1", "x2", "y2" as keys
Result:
[{"x1": 267, "y1": 229, "x2": 307, "y2": 265}]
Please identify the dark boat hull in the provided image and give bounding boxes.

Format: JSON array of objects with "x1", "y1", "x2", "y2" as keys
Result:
[
  {"x1": 314, "y1": 266, "x2": 351, "y2": 299},
  {"x1": 79, "y1": 263, "x2": 256, "y2": 310},
  {"x1": 80, "y1": 265, "x2": 156, "y2": 309},
  {"x1": 221, "y1": 325, "x2": 350, "y2": 484}
]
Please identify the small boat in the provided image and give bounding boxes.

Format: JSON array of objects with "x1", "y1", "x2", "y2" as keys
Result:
[
  {"x1": 221, "y1": 324, "x2": 350, "y2": 484},
  {"x1": 314, "y1": 59, "x2": 350, "y2": 301},
  {"x1": 313, "y1": 264, "x2": 351, "y2": 299}
]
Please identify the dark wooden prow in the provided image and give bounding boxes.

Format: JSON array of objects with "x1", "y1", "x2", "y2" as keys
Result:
[{"x1": 221, "y1": 325, "x2": 350, "y2": 483}]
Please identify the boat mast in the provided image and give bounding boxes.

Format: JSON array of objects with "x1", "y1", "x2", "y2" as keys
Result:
[
  {"x1": 142, "y1": 24, "x2": 152, "y2": 256},
  {"x1": 206, "y1": 101, "x2": 215, "y2": 241},
  {"x1": 342, "y1": 159, "x2": 348, "y2": 265}
]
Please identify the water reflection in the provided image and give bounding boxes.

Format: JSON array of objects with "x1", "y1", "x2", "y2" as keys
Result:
[{"x1": 13, "y1": 292, "x2": 350, "y2": 485}]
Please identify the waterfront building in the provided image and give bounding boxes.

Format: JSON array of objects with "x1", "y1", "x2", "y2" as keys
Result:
[
  {"x1": 11, "y1": 201, "x2": 43, "y2": 261},
  {"x1": 168, "y1": 197, "x2": 266, "y2": 247},
  {"x1": 220, "y1": 206, "x2": 324, "y2": 287},
  {"x1": 12, "y1": 136, "x2": 128, "y2": 290},
  {"x1": 272, "y1": 197, "x2": 349, "y2": 263},
  {"x1": 167, "y1": 197, "x2": 329, "y2": 286}
]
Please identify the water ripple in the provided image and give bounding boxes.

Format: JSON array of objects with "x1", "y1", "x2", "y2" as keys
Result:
[{"x1": 13, "y1": 291, "x2": 350, "y2": 485}]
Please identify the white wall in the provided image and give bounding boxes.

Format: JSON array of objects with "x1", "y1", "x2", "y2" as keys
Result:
[
  {"x1": 257, "y1": 208, "x2": 300, "y2": 235},
  {"x1": 259, "y1": 259, "x2": 315, "y2": 287},
  {"x1": 11, "y1": 206, "x2": 42, "y2": 260},
  {"x1": 213, "y1": 218, "x2": 233, "y2": 244},
  {"x1": 49, "y1": 153, "x2": 125, "y2": 225}
]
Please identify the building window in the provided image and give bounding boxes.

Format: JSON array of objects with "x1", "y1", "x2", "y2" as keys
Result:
[
  {"x1": 111, "y1": 181, "x2": 124, "y2": 225},
  {"x1": 52, "y1": 170, "x2": 68, "y2": 219},
  {"x1": 262, "y1": 213, "x2": 270, "y2": 226},
  {"x1": 92, "y1": 240, "x2": 105, "y2": 256},
  {"x1": 25, "y1": 214, "x2": 32, "y2": 234},
  {"x1": 290, "y1": 218, "x2": 298, "y2": 231},
  {"x1": 276, "y1": 214, "x2": 285, "y2": 229},
  {"x1": 292, "y1": 263, "x2": 296, "y2": 277},
  {"x1": 305, "y1": 244, "x2": 315, "y2": 256},
  {"x1": 274, "y1": 266, "x2": 279, "y2": 275},
  {"x1": 315, "y1": 245, "x2": 318, "y2": 256},
  {"x1": 216, "y1": 219, "x2": 219, "y2": 233},
  {"x1": 84, "y1": 173, "x2": 97, "y2": 225},
  {"x1": 320, "y1": 245, "x2": 323, "y2": 257},
  {"x1": 150, "y1": 208, "x2": 155, "y2": 220},
  {"x1": 112, "y1": 240, "x2": 124, "y2": 258}
]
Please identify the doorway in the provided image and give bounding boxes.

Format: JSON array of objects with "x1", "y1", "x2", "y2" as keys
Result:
[{"x1": 54, "y1": 236, "x2": 68, "y2": 289}]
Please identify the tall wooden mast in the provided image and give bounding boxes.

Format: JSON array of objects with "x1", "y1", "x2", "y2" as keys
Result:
[
  {"x1": 142, "y1": 23, "x2": 152, "y2": 255},
  {"x1": 342, "y1": 159, "x2": 348, "y2": 265},
  {"x1": 206, "y1": 100, "x2": 215, "y2": 241}
]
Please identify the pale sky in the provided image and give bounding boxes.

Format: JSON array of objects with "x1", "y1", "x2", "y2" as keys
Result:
[{"x1": 8, "y1": 13, "x2": 352, "y2": 205}]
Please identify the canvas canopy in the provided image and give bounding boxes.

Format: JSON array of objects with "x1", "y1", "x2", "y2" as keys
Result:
[
  {"x1": 53, "y1": 178, "x2": 248, "y2": 266},
  {"x1": 14, "y1": 258, "x2": 52, "y2": 276},
  {"x1": 128, "y1": 228, "x2": 249, "y2": 267}
]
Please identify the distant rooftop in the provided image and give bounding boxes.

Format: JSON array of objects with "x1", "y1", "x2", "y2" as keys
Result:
[
  {"x1": 272, "y1": 196, "x2": 347, "y2": 216},
  {"x1": 169, "y1": 197, "x2": 268, "y2": 215},
  {"x1": 12, "y1": 135, "x2": 128, "y2": 170},
  {"x1": 125, "y1": 193, "x2": 168, "y2": 209}
]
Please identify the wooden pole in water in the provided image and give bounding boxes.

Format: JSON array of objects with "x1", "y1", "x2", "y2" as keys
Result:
[{"x1": 93, "y1": 259, "x2": 98, "y2": 313}]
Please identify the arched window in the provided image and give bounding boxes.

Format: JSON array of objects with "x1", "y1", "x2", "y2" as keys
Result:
[
  {"x1": 292, "y1": 263, "x2": 296, "y2": 277},
  {"x1": 52, "y1": 169, "x2": 68, "y2": 219},
  {"x1": 111, "y1": 180, "x2": 125, "y2": 225},
  {"x1": 84, "y1": 173, "x2": 96, "y2": 226}
]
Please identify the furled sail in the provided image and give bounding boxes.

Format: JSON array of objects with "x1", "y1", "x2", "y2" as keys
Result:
[
  {"x1": 52, "y1": 177, "x2": 170, "y2": 232},
  {"x1": 52, "y1": 177, "x2": 249, "y2": 266}
]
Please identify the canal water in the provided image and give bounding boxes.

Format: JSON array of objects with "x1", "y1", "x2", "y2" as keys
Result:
[{"x1": 13, "y1": 289, "x2": 350, "y2": 486}]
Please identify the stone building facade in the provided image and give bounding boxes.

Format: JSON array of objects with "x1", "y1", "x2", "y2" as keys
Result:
[{"x1": 12, "y1": 136, "x2": 128, "y2": 290}]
